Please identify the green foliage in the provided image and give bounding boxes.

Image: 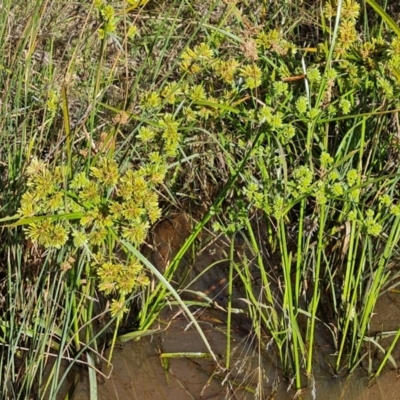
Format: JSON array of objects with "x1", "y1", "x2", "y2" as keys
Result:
[
  {"x1": 18, "y1": 155, "x2": 159, "y2": 307},
  {"x1": 2, "y1": 0, "x2": 400, "y2": 397}
]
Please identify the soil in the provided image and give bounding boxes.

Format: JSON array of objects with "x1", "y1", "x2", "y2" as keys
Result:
[{"x1": 146, "y1": 212, "x2": 265, "y2": 333}]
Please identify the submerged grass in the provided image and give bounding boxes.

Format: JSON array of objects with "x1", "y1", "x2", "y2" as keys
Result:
[{"x1": 1, "y1": 0, "x2": 400, "y2": 398}]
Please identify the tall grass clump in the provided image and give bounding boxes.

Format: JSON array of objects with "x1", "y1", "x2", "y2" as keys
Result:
[
  {"x1": 1, "y1": 0, "x2": 400, "y2": 398},
  {"x1": 210, "y1": 0, "x2": 400, "y2": 390},
  {"x1": 0, "y1": 0, "x2": 180, "y2": 397}
]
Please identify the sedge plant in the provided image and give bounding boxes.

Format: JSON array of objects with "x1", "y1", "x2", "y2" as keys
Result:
[{"x1": 2, "y1": 0, "x2": 400, "y2": 398}]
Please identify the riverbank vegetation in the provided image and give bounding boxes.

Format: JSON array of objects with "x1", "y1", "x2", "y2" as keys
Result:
[{"x1": 1, "y1": 0, "x2": 400, "y2": 398}]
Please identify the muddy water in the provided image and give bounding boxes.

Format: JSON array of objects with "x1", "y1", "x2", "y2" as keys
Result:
[
  {"x1": 96, "y1": 309, "x2": 281, "y2": 399},
  {"x1": 71, "y1": 214, "x2": 400, "y2": 400},
  {"x1": 70, "y1": 296, "x2": 400, "y2": 400}
]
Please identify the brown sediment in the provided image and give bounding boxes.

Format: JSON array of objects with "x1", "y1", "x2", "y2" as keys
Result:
[
  {"x1": 146, "y1": 211, "x2": 258, "y2": 332},
  {"x1": 149, "y1": 212, "x2": 194, "y2": 272}
]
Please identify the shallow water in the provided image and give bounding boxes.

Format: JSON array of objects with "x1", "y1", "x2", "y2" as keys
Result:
[
  {"x1": 71, "y1": 295, "x2": 400, "y2": 400},
  {"x1": 70, "y1": 214, "x2": 400, "y2": 399}
]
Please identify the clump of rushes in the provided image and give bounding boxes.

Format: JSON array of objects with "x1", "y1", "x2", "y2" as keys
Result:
[
  {"x1": 202, "y1": 0, "x2": 400, "y2": 387},
  {"x1": 18, "y1": 155, "x2": 160, "y2": 316},
  {"x1": 6, "y1": 0, "x2": 400, "y2": 396}
]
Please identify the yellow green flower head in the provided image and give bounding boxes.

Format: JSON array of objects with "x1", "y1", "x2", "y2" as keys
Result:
[
  {"x1": 326, "y1": 68, "x2": 338, "y2": 81},
  {"x1": 338, "y1": 20, "x2": 358, "y2": 49},
  {"x1": 46, "y1": 89, "x2": 59, "y2": 115},
  {"x1": 127, "y1": 24, "x2": 138, "y2": 39},
  {"x1": 346, "y1": 169, "x2": 358, "y2": 186},
  {"x1": 180, "y1": 60, "x2": 201, "y2": 74},
  {"x1": 296, "y1": 96, "x2": 308, "y2": 114},
  {"x1": 348, "y1": 210, "x2": 357, "y2": 221},
  {"x1": 18, "y1": 192, "x2": 37, "y2": 217},
  {"x1": 331, "y1": 182, "x2": 344, "y2": 196},
  {"x1": 270, "y1": 113, "x2": 283, "y2": 129},
  {"x1": 307, "y1": 108, "x2": 319, "y2": 120},
  {"x1": 329, "y1": 170, "x2": 340, "y2": 181},
  {"x1": 279, "y1": 125, "x2": 295, "y2": 144},
  {"x1": 379, "y1": 194, "x2": 392, "y2": 207},
  {"x1": 149, "y1": 151, "x2": 162, "y2": 164},
  {"x1": 273, "y1": 81, "x2": 289, "y2": 97},
  {"x1": 307, "y1": 68, "x2": 321, "y2": 85},
  {"x1": 189, "y1": 84, "x2": 207, "y2": 102},
  {"x1": 293, "y1": 166, "x2": 314, "y2": 194},
  {"x1": 122, "y1": 221, "x2": 149, "y2": 245},
  {"x1": 213, "y1": 59, "x2": 239, "y2": 84},
  {"x1": 72, "y1": 230, "x2": 88, "y2": 248},
  {"x1": 140, "y1": 91, "x2": 161, "y2": 110},
  {"x1": 137, "y1": 126, "x2": 157, "y2": 143},
  {"x1": 193, "y1": 42, "x2": 213, "y2": 60},
  {"x1": 26, "y1": 157, "x2": 48, "y2": 176},
  {"x1": 79, "y1": 181, "x2": 101, "y2": 206},
  {"x1": 25, "y1": 221, "x2": 68, "y2": 249},
  {"x1": 256, "y1": 29, "x2": 296, "y2": 55},
  {"x1": 339, "y1": 98, "x2": 351, "y2": 115},
  {"x1": 121, "y1": 200, "x2": 145, "y2": 221},
  {"x1": 240, "y1": 64, "x2": 262, "y2": 89},
  {"x1": 259, "y1": 106, "x2": 273, "y2": 124},
  {"x1": 101, "y1": 5, "x2": 114, "y2": 21},
  {"x1": 342, "y1": 0, "x2": 360, "y2": 21},
  {"x1": 364, "y1": 211, "x2": 382, "y2": 236},
  {"x1": 90, "y1": 227, "x2": 108, "y2": 246},
  {"x1": 109, "y1": 299, "x2": 129, "y2": 317},
  {"x1": 90, "y1": 157, "x2": 119, "y2": 187},
  {"x1": 390, "y1": 204, "x2": 400, "y2": 216},
  {"x1": 348, "y1": 189, "x2": 359, "y2": 201},
  {"x1": 181, "y1": 47, "x2": 197, "y2": 62},
  {"x1": 46, "y1": 192, "x2": 64, "y2": 212},
  {"x1": 273, "y1": 196, "x2": 285, "y2": 219},
  {"x1": 70, "y1": 172, "x2": 90, "y2": 190},
  {"x1": 314, "y1": 185, "x2": 327, "y2": 205},
  {"x1": 320, "y1": 152, "x2": 334, "y2": 168},
  {"x1": 161, "y1": 82, "x2": 182, "y2": 104},
  {"x1": 94, "y1": 0, "x2": 104, "y2": 9}
]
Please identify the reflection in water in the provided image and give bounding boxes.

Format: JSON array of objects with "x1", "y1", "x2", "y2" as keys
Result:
[
  {"x1": 71, "y1": 213, "x2": 400, "y2": 399},
  {"x1": 72, "y1": 301, "x2": 400, "y2": 400}
]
